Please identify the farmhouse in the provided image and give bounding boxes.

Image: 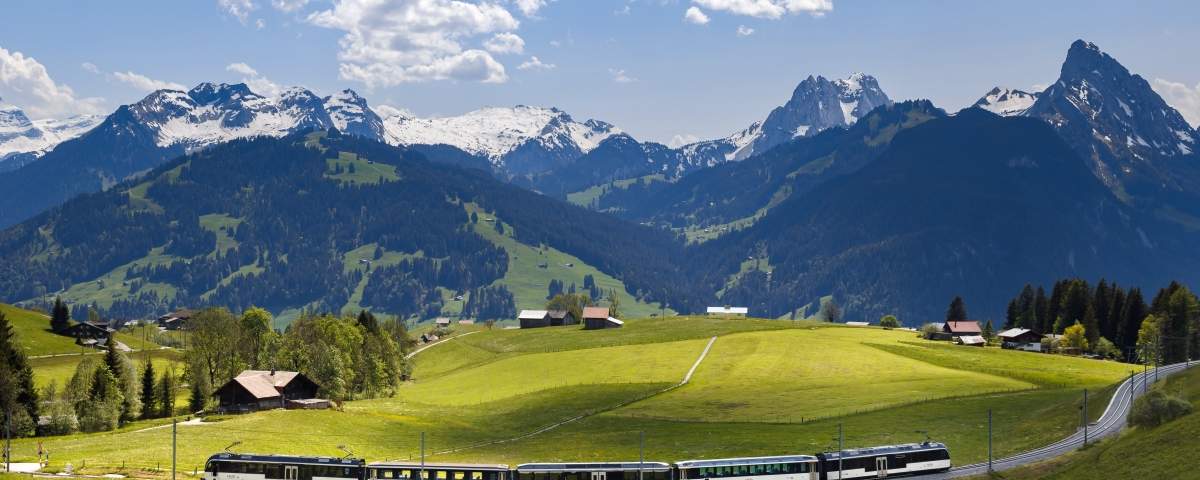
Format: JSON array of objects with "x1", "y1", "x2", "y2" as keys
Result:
[
  {"x1": 156, "y1": 308, "x2": 195, "y2": 330},
  {"x1": 63, "y1": 320, "x2": 115, "y2": 348},
  {"x1": 998, "y1": 328, "x2": 1043, "y2": 352},
  {"x1": 213, "y1": 370, "x2": 325, "y2": 413},
  {"x1": 955, "y1": 335, "x2": 987, "y2": 347},
  {"x1": 582, "y1": 306, "x2": 623, "y2": 330},
  {"x1": 706, "y1": 306, "x2": 749, "y2": 316},
  {"x1": 547, "y1": 309, "x2": 578, "y2": 326},
  {"x1": 434, "y1": 317, "x2": 452, "y2": 327},
  {"x1": 942, "y1": 321, "x2": 982, "y2": 338},
  {"x1": 518, "y1": 310, "x2": 551, "y2": 329}
]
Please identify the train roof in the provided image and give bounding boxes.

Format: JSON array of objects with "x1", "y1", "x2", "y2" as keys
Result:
[
  {"x1": 516, "y1": 462, "x2": 672, "y2": 473},
  {"x1": 368, "y1": 462, "x2": 510, "y2": 471},
  {"x1": 206, "y1": 453, "x2": 365, "y2": 466},
  {"x1": 675, "y1": 455, "x2": 818, "y2": 468},
  {"x1": 819, "y1": 442, "x2": 947, "y2": 460}
]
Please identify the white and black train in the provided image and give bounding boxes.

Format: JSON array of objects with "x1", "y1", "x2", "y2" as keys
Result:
[{"x1": 203, "y1": 442, "x2": 949, "y2": 480}]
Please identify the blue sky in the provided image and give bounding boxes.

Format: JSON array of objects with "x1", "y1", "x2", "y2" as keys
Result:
[{"x1": 2, "y1": 0, "x2": 1198, "y2": 144}]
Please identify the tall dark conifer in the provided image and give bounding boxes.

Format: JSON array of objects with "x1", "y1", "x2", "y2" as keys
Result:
[
  {"x1": 0, "y1": 311, "x2": 38, "y2": 435},
  {"x1": 1034, "y1": 286, "x2": 1049, "y2": 333},
  {"x1": 946, "y1": 296, "x2": 968, "y2": 322},
  {"x1": 1093, "y1": 279, "x2": 1113, "y2": 341},
  {"x1": 140, "y1": 360, "x2": 157, "y2": 419},
  {"x1": 1047, "y1": 280, "x2": 1066, "y2": 334},
  {"x1": 50, "y1": 296, "x2": 71, "y2": 333},
  {"x1": 1121, "y1": 288, "x2": 1147, "y2": 349}
]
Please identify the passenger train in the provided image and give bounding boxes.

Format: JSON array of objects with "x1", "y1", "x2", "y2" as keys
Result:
[{"x1": 203, "y1": 442, "x2": 949, "y2": 480}]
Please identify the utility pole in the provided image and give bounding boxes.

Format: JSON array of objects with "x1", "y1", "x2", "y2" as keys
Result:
[
  {"x1": 838, "y1": 423, "x2": 844, "y2": 480},
  {"x1": 987, "y1": 409, "x2": 993, "y2": 473},
  {"x1": 1144, "y1": 363, "x2": 1149, "y2": 393},
  {"x1": 420, "y1": 432, "x2": 426, "y2": 480},
  {"x1": 5, "y1": 405, "x2": 11, "y2": 474},
  {"x1": 1082, "y1": 389, "x2": 1089, "y2": 446},
  {"x1": 172, "y1": 418, "x2": 177, "y2": 480},
  {"x1": 639, "y1": 431, "x2": 645, "y2": 480}
]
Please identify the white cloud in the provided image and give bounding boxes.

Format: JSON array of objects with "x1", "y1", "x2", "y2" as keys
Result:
[
  {"x1": 517, "y1": 56, "x2": 555, "y2": 71},
  {"x1": 271, "y1": 0, "x2": 308, "y2": 12},
  {"x1": 80, "y1": 62, "x2": 101, "y2": 74},
  {"x1": 218, "y1": 0, "x2": 258, "y2": 24},
  {"x1": 511, "y1": 0, "x2": 547, "y2": 17},
  {"x1": 1152, "y1": 78, "x2": 1200, "y2": 128},
  {"x1": 668, "y1": 133, "x2": 699, "y2": 148},
  {"x1": 112, "y1": 71, "x2": 187, "y2": 92},
  {"x1": 0, "y1": 46, "x2": 105, "y2": 119},
  {"x1": 609, "y1": 68, "x2": 636, "y2": 84},
  {"x1": 226, "y1": 62, "x2": 282, "y2": 96},
  {"x1": 256, "y1": 18, "x2": 266, "y2": 29},
  {"x1": 484, "y1": 32, "x2": 525, "y2": 55},
  {"x1": 307, "y1": 0, "x2": 520, "y2": 87},
  {"x1": 614, "y1": 5, "x2": 631, "y2": 15},
  {"x1": 684, "y1": 6, "x2": 710, "y2": 25},
  {"x1": 736, "y1": 25, "x2": 755, "y2": 36},
  {"x1": 692, "y1": 0, "x2": 833, "y2": 20}
]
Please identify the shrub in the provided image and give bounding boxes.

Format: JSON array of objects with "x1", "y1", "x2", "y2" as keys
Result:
[
  {"x1": 880, "y1": 315, "x2": 900, "y2": 329},
  {"x1": 1129, "y1": 389, "x2": 1193, "y2": 428},
  {"x1": 919, "y1": 323, "x2": 941, "y2": 339}
]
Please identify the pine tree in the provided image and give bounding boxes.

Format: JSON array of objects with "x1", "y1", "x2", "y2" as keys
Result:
[
  {"x1": 356, "y1": 310, "x2": 379, "y2": 334},
  {"x1": 50, "y1": 296, "x2": 71, "y2": 333},
  {"x1": 1004, "y1": 299, "x2": 1019, "y2": 329},
  {"x1": 1034, "y1": 286, "x2": 1049, "y2": 333},
  {"x1": 982, "y1": 319, "x2": 995, "y2": 343},
  {"x1": 0, "y1": 311, "x2": 38, "y2": 436},
  {"x1": 1121, "y1": 288, "x2": 1148, "y2": 349},
  {"x1": 1047, "y1": 280, "x2": 1066, "y2": 334},
  {"x1": 1093, "y1": 279, "x2": 1113, "y2": 341},
  {"x1": 158, "y1": 370, "x2": 176, "y2": 418},
  {"x1": 945, "y1": 296, "x2": 968, "y2": 323},
  {"x1": 189, "y1": 369, "x2": 210, "y2": 413},
  {"x1": 140, "y1": 360, "x2": 157, "y2": 419}
]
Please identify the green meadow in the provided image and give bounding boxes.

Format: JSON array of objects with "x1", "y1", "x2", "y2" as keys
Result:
[{"x1": 7, "y1": 314, "x2": 1135, "y2": 479}]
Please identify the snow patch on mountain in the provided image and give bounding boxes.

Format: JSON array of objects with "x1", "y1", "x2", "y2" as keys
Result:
[
  {"x1": 0, "y1": 98, "x2": 102, "y2": 162},
  {"x1": 380, "y1": 105, "x2": 620, "y2": 163},
  {"x1": 974, "y1": 87, "x2": 1039, "y2": 117}
]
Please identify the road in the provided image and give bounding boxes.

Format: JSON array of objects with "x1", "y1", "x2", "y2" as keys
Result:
[{"x1": 914, "y1": 360, "x2": 1197, "y2": 479}]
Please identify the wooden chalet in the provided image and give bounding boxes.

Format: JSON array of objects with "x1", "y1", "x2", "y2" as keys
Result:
[
  {"x1": 582, "y1": 306, "x2": 623, "y2": 330},
  {"x1": 547, "y1": 309, "x2": 578, "y2": 326},
  {"x1": 518, "y1": 310, "x2": 551, "y2": 329},
  {"x1": 213, "y1": 370, "x2": 324, "y2": 413},
  {"x1": 942, "y1": 321, "x2": 982, "y2": 338}
]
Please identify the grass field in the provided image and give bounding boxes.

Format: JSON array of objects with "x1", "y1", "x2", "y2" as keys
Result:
[
  {"x1": 6, "y1": 316, "x2": 1136, "y2": 478},
  {"x1": 974, "y1": 366, "x2": 1200, "y2": 479},
  {"x1": 566, "y1": 174, "x2": 667, "y2": 209},
  {"x1": 464, "y1": 202, "x2": 669, "y2": 318}
]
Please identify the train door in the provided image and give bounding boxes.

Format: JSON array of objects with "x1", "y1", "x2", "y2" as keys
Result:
[
  {"x1": 285, "y1": 466, "x2": 299, "y2": 480},
  {"x1": 590, "y1": 472, "x2": 606, "y2": 480},
  {"x1": 874, "y1": 457, "x2": 887, "y2": 478}
]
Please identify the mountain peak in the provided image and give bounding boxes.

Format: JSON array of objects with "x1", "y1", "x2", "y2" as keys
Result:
[
  {"x1": 973, "y1": 87, "x2": 1038, "y2": 117},
  {"x1": 187, "y1": 82, "x2": 258, "y2": 105}
]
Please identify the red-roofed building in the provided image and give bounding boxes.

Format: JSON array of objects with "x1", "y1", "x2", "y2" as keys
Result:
[{"x1": 942, "y1": 321, "x2": 982, "y2": 337}]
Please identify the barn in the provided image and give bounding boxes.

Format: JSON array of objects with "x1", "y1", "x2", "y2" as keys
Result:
[
  {"x1": 706, "y1": 306, "x2": 749, "y2": 317},
  {"x1": 547, "y1": 309, "x2": 578, "y2": 326},
  {"x1": 998, "y1": 328, "x2": 1043, "y2": 352},
  {"x1": 518, "y1": 310, "x2": 551, "y2": 329},
  {"x1": 213, "y1": 370, "x2": 323, "y2": 413},
  {"x1": 942, "y1": 321, "x2": 982, "y2": 338},
  {"x1": 582, "y1": 307, "x2": 623, "y2": 330}
]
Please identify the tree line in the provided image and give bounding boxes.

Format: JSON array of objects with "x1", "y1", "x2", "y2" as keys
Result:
[{"x1": 1000, "y1": 279, "x2": 1199, "y2": 362}]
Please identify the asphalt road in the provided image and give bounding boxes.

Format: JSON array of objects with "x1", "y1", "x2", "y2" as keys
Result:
[{"x1": 913, "y1": 360, "x2": 1198, "y2": 479}]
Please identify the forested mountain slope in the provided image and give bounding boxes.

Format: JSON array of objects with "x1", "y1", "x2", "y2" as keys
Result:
[
  {"x1": 693, "y1": 109, "x2": 1200, "y2": 321},
  {"x1": 0, "y1": 132, "x2": 697, "y2": 320}
]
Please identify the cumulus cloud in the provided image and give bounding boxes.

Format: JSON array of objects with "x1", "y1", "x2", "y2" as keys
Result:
[
  {"x1": 307, "y1": 0, "x2": 519, "y2": 87},
  {"x1": 226, "y1": 62, "x2": 282, "y2": 96},
  {"x1": 218, "y1": 0, "x2": 258, "y2": 24},
  {"x1": 684, "y1": 6, "x2": 710, "y2": 25},
  {"x1": 692, "y1": 0, "x2": 833, "y2": 20},
  {"x1": 112, "y1": 71, "x2": 187, "y2": 92},
  {"x1": 736, "y1": 25, "x2": 755, "y2": 36},
  {"x1": 484, "y1": 32, "x2": 525, "y2": 55},
  {"x1": 1152, "y1": 78, "x2": 1200, "y2": 128},
  {"x1": 668, "y1": 133, "x2": 700, "y2": 148},
  {"x1": 0, "y1": 46, "x2": 105, "y2": 119},
  {"x1": 609, "y1": 68, "x2": 636, "y2": 84},
  {"x1": 80, "y1": 62, "x2": 101, "y2": 74},
  {"x1": 517, "y1": 56, "x2": 555, "y2": 71},
  {"x1": 511, "y1": 0, "x2": 548, "y2": 17},
  {"x1": 614, "y1": 4, "x2": 631, "y2": 15}
]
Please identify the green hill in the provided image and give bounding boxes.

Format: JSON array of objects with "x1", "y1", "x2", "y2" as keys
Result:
[
  {"x1": 975, "y1": 366, "x2": 1200, "y2": 479},
  {"x1": 6, "y1": 316, "x2": 1135, "y2": 477}
]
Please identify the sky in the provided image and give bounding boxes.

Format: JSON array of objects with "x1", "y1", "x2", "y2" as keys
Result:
[{"x1": 2, "y1": 0, "x2": 1198, "y2": 145}]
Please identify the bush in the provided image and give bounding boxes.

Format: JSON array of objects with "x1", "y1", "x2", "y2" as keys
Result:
[
  {"x1": 919, "y1": 323, "x2": 941, "y2": 339},
  {"x1": 880, "y1": 315, "x2": 900, "y2": 329},
  {"x1": 1129, "y1": 389, "x2": 1193, "y2": 428}
]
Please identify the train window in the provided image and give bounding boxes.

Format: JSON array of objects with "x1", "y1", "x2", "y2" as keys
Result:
[
  {"x1": 471, "y1": 472, "x2": 482, "y2": 480},
  {"x1": 437, "y1": 471, "x2": 447, "y2": 479},
  {"x1": 454, "y1": 472, "x2": 465, "y2": 480}
]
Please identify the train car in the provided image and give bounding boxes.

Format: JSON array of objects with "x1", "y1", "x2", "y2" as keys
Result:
[
  {"x1": 515, "y1": 462, "x2": 673, "y2": 480},
  {"x1": 675, "y1": 455, "x2": 819, "y2": 480},
  {"x1": 815, "y1": 442, "x2": 950, "y2": 479},
  {"x1": 203, "y1": 453, "x2": 366, "y2": 480},
  {"x1": 367, "y1": 463, "x2": 511, "y2": 480}
]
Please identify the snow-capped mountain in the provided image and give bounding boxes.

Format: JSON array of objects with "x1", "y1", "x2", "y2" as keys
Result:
[
  {"x1": 973, "y1": 87, "x2": 1039, "y2": 116},
  {"x1": 679, "y1": 73, "x2": 892, "y2": 168},
  {"x1": 325, "y1": 89, "x2": 385, "y2": 140},
  {"x1": 0, "y1": 98, "x2": 102, "y2": 170},
  {"x1": 381, "y1": 105, "x2": 620, "y2": 175},
  {"x1": 1024, "y1": 40, "x2": 1200, "y2": 213}
]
